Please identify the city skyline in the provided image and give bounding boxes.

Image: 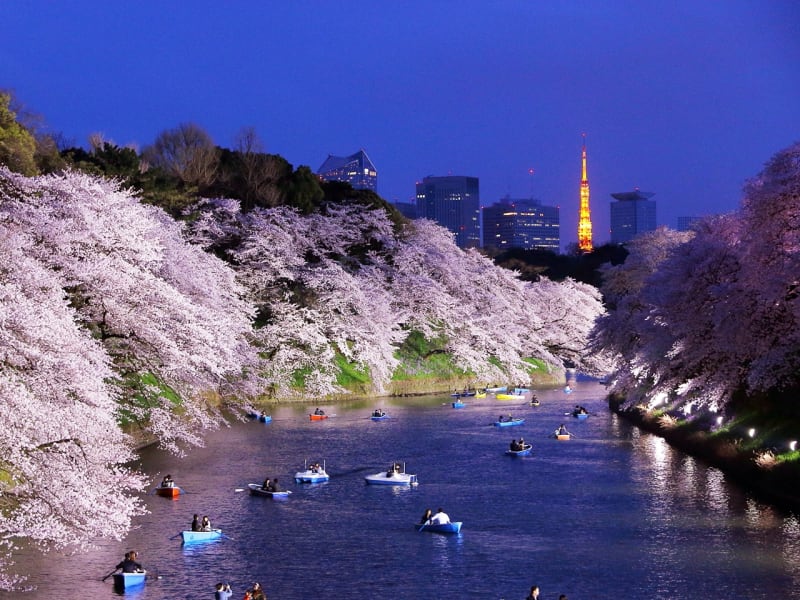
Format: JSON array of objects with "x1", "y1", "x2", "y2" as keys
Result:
[{"x1": 2, "y1": 2, "x2": 798, "y2": 251}]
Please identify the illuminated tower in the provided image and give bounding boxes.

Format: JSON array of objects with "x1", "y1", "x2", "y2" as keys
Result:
[{"x1": 577, "y1": 134, "x2": 593, "y2": 252}]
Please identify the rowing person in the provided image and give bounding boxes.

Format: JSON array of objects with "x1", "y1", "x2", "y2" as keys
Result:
[
  {"x1": 116, "y1": 550, "x2": 144, "y2": 573},
  {"x1": 431, "y1": 507, "x2": 450, "y2": 525},
  {"x1": 555, "y1": 423, "x2": 570, "y2": 436}
]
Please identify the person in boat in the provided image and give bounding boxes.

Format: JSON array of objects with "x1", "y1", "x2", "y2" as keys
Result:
[
  {"x1": 530, "y1": 394, "x2": 538, "y2": 404},
  {"x1": 518, "y1": 437, "x2": 527, "y2": 449},
  {"x1": 574, "y1": 404, "x2": 588, "y2": 415},
  {"x1": 116, "y1": 550, "x2": 144, "y2": 573},
  {"x1": 262, "y1": 476, "x2": 271, "y2": 490},
  {"x1": 191, "y1": 513, "x2": 200, "y2": 532},
  {"x1": 161, "y1": 474, "x2": 174, "y2": 487},
  {"x1": 270, "y1": 478, "x2": 281, "y2": 493},
  {"x1": 313, "y1": 407, "x2": 325, "y2": 415},
  {"x1": 555, "y1": 424, "x2": 570, "y2": 436},
  {"x1": 200, "y1": 515, "x2": 212, "y2": 531},
  {"x1": 499, "y1": 414, "x2": 505, "y2": 423},
  {"x1": 249, "y1": 582, "x2": 267, "y2": 600},
  {"x1": 525, "y1": 585, "x2": 540, "y2": 600},
  {"x1": 420, "y1": 508, "x2": 433, "y2": 525},
  {"x1": 510, "y1": 439, "x2": 519, "y2": 451},
  {"x1": 214, "y1": 582, "x2": 233, "y2": 600},
  {"x1": 431, "y1": 507, "x2": 450, "y2": 525}
]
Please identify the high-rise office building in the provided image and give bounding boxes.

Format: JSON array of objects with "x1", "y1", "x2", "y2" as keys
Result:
[
  {"x1": 610, "y1": 190, "x2": 657, "y2": 244},
  {"x1": 415, "y1": 175, "x2": 480, "y2": 249},
  {"x1": 317, "y1": 149, "x2": 377, "y2": 192},
  {"x1": 482, "y1": 197, "x2": 560, "y2": 252}
]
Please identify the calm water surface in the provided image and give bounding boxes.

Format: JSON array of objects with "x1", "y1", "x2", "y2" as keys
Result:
[{"x1": 5, "y1": 380, "x2": 800, "y2": 599}]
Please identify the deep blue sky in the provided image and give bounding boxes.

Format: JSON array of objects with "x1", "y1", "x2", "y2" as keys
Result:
[{"x1": 2, "y1": 1, "x2": 799, "y2": 250}]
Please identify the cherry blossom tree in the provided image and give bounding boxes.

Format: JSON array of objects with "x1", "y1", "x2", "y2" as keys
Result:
[
  {"x1": 592, "y1": 140, "x2": 800, "y2": 413},
  {"x1": 187, "y1": 201, "x2": 606, "y2": 392},
  {"x1": 0, "y1": 223, "x2": 146, "y2": 590}
]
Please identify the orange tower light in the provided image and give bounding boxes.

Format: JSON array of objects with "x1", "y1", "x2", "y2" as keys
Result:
[{"x1": 577, "y1": 134, "x2": 593, "y2": 252}]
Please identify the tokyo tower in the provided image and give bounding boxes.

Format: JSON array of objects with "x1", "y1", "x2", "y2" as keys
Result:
[{"x1": 577, "y1": 134, "x2": 593, "y2": 252}]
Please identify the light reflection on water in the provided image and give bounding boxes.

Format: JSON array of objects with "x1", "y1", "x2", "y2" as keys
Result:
[{"x1": 3, "y1": 380, "x2": 800, "y2": 600}]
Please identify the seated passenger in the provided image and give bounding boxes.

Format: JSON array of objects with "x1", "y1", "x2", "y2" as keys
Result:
[
  {"x1": 431, "y1": 507, "x2": 450, "y2": 525},
  {"x1": 420, "y1": 508, "x2": 433, "y2": 525},
  {"x1": 200, "y1": 515, "x2": 212, "y2": 531},
  {"x1": 161, "y1": 474, "x2": 174, "y2": 487}
]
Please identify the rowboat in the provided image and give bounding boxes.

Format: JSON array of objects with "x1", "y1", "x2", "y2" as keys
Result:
[
  {"x1": 247, "y1": 412, "x2": 272, "y2": 423},
  {"x1": 530, "y1": 398, "x2": 540, "y2": 406},
  {"x1": 494, "y1": 418, "x2": 525, "y2": 427},
  {"x1": 486, "y1": 386, "x2": 507, "y2": 393},
  {"x1": 370, "y1": 412, "x2": 389, "y2": 420},
  {"x1": 365, "y1": 463, "x2": 418, "y2": 486},
  {"x1": 417, "y1": 521, "x2": 462, "y2": 534},
  {"x1": 505, "y1": 444, "x2": 532, "y2": 456},
  {"x1": 556, "y1": 434, "x2": 571, "y2": 441},
  {"x1": 154, "y1": 485, "x2": 181, "y2": 498},
  {"x1": 475, "y1": 392, "x2": 486, "y2": 399},
  {"x1": 450, "y1": 390, "x2": 476, "y2": 398},
  {"x1": 513, "y1": 387, "x2": 530, "y2": 395},
  {"x1": 573, "y1": 412, "x2": 589, "y2": 420},
  {"x1": 564, "y1": 386, "x2": 573, "y2": 394},
  {"x1": 295, "y1": 460, "x2": 330, "y2": 483},
  {"x1": 496, "y1": 393, "x2": 525, "y2": 401},
  {"x1": 113, "y1": 571, "x2": 146, "y2": 589},
  {"x1": 247, "y1": 483, "x2": 292, "y2": 498},
  {"x1": 309, "y1": 413, "x2": 328, "y2": 421},
  {"x1": 181, "y1": 529, "x2": 223, "y2": 543},
  {"x1": 451, "y1": 401, "x2": 466, "y2": 409}
]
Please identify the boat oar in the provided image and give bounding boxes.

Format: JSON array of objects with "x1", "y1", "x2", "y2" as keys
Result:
[
  {"x1": 221, "y1": 532, "x2": 236, "y2": 541},
  {"x1": 169, "y1": 532, "x2": 183, "y2": 540},
  {"x1": 101, "y1": 568, "x2": 118, "y2": 582},
  {"x1": 418, "y1": 523, "x2": 427, "y2": 533}
]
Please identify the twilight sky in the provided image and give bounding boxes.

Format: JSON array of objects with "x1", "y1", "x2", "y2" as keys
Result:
[{"x1": 2, "y1": 1, "x2": 799, "y2": 249}]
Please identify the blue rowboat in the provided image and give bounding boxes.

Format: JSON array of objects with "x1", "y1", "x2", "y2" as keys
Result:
[
  {"x1": 181, "y1": 529, "x2": 223, "y2": 543},
  {"x1": 494, "y1": 418, "x2": 525, "y2": 427},
  {"x1": 452, "y1": 401, "x2": 466, "y2": 409},
  {"x1": 370, "y1": 413, "x2": 389, "y2": 420},
  {"x1": 248, "y1": 483, "x2": 292, "y2": 498},
  {"x1": 113, "y1": 571, "x2": 146, "y2": 589},
  {"x1": 513, "y1": 387, "x2": 530, "y2": 395},
  {"x1": 573, "y1": 412, "x2": 589, "y2": 420},
  {"x1": 485, "y1": 386, "x2": 507, "y2": 393},
  {"x1": 417, "y1": 521, "x2": 462, "y2": 534},
  {"x1": 248, "y1": 412, "x2": 272, "y2": 423},
  {"x1": 505, "y1": 444, "x2": 532, "y2": 457}
]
